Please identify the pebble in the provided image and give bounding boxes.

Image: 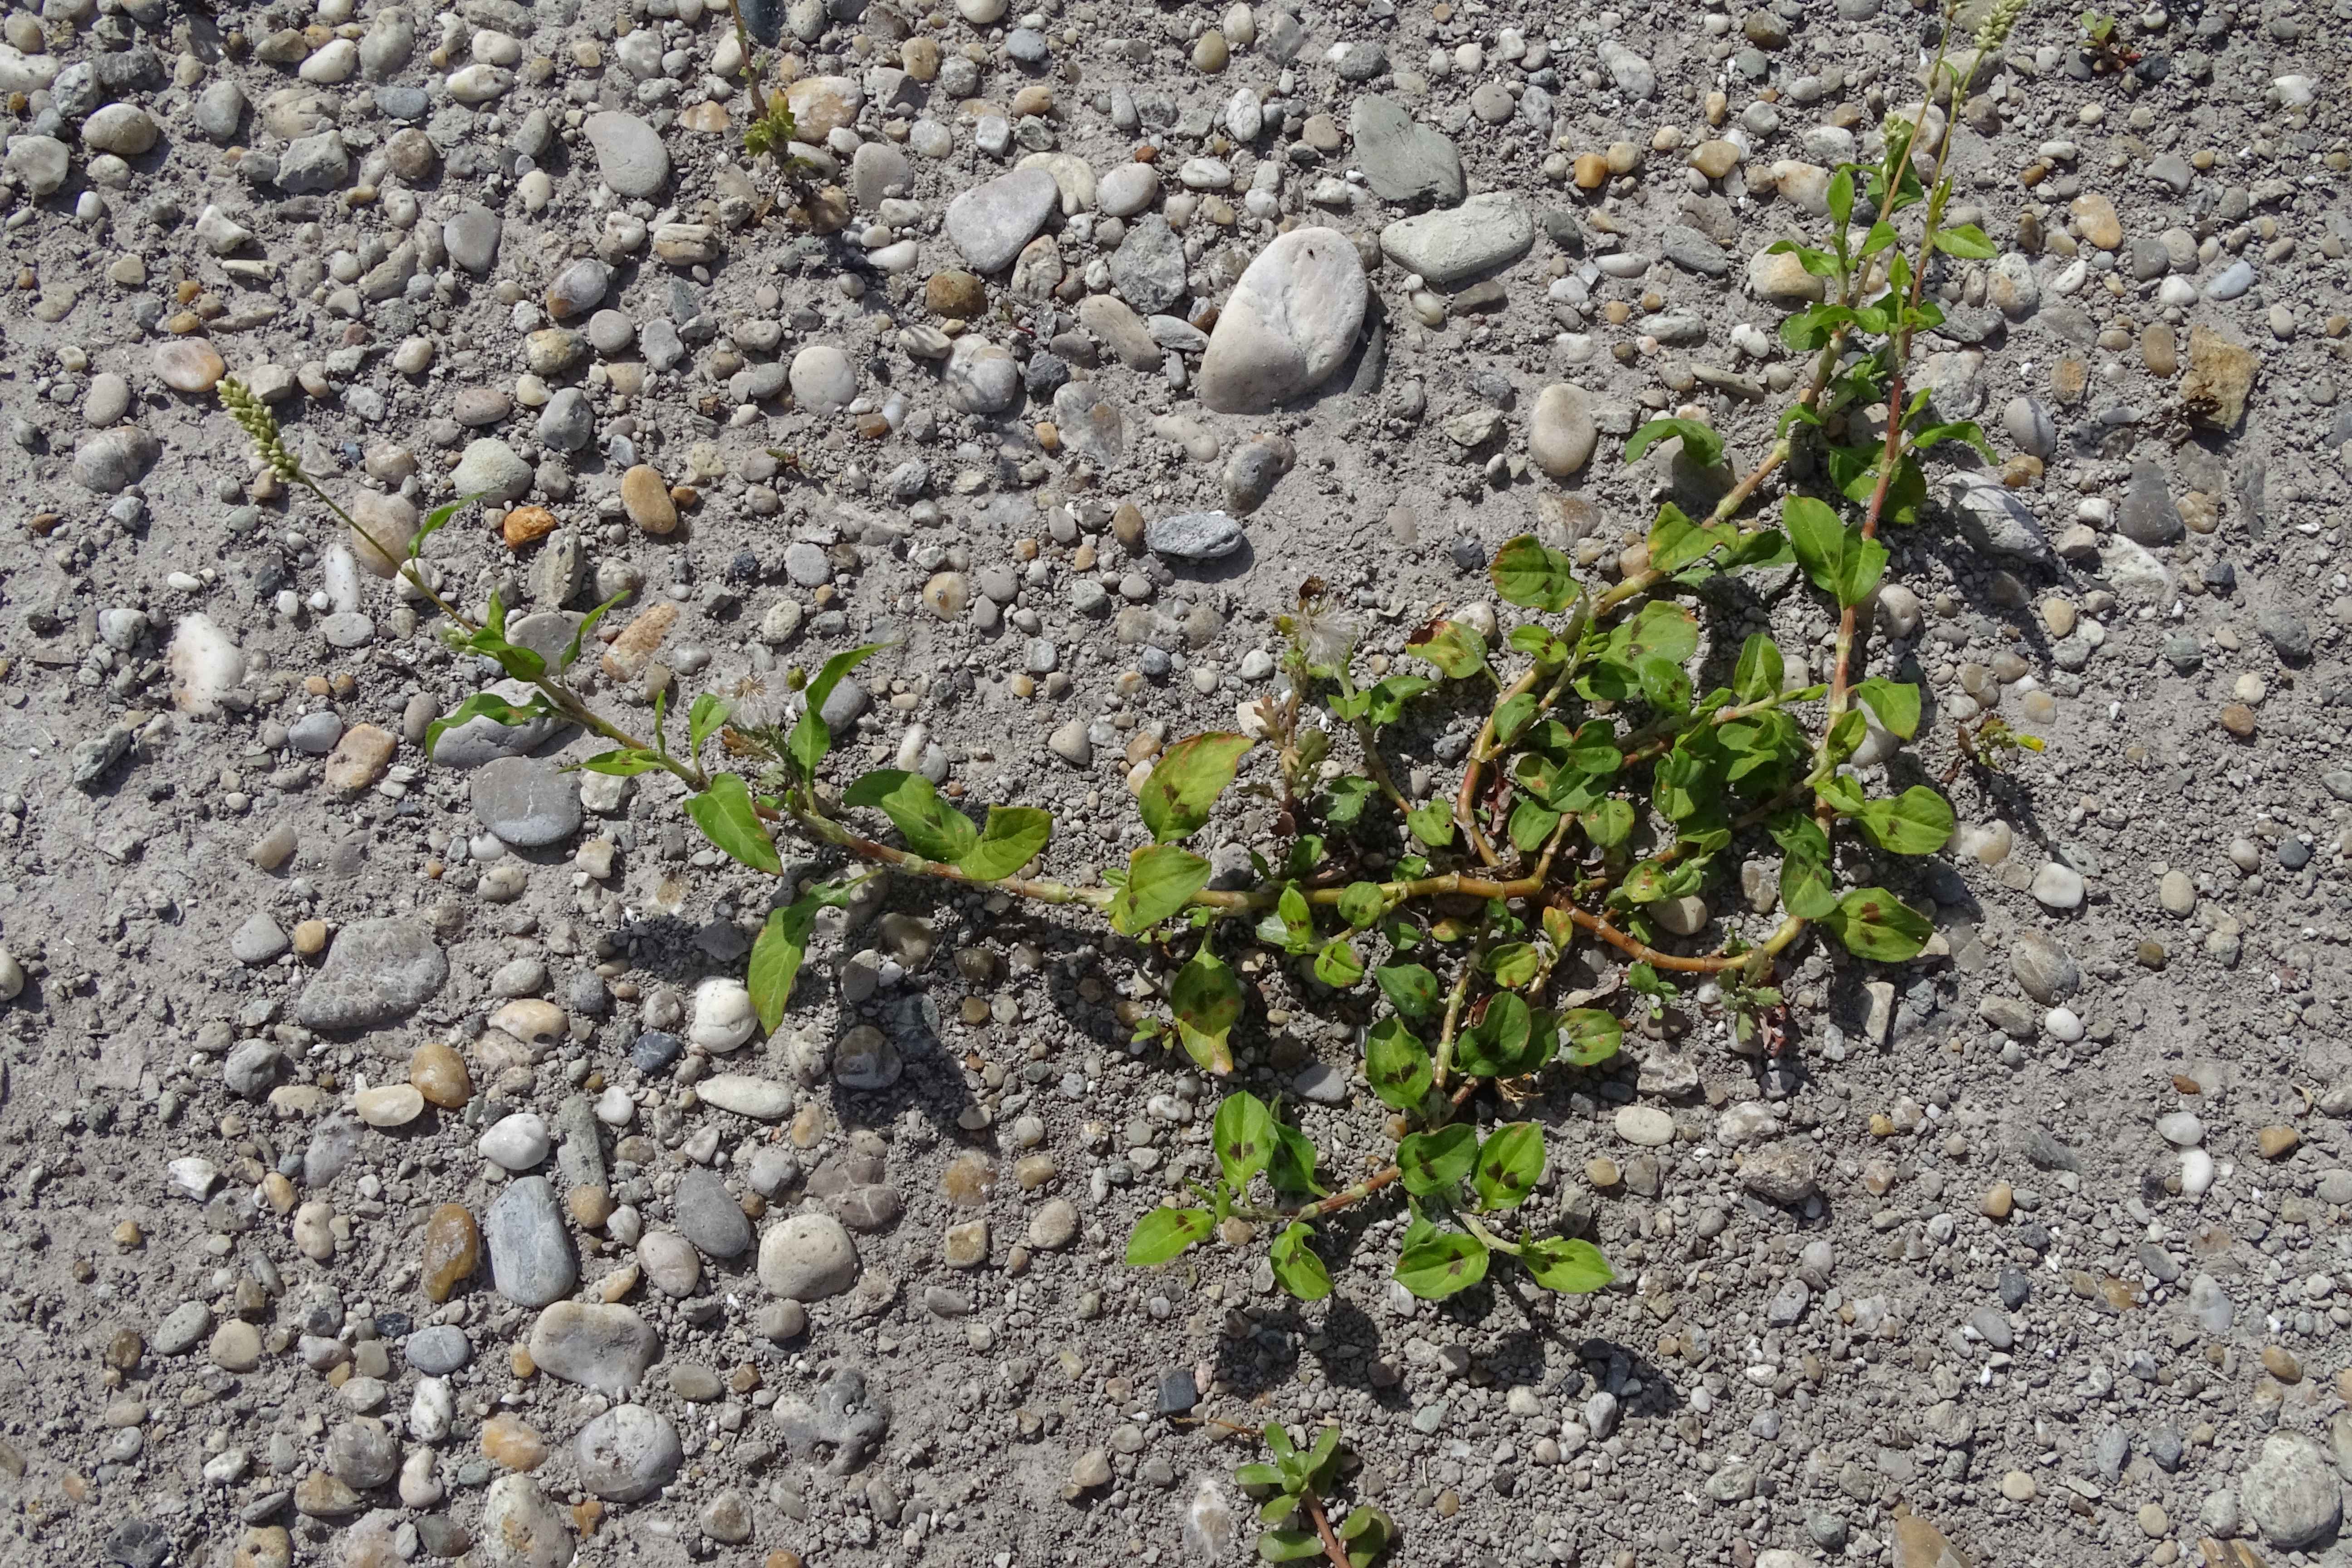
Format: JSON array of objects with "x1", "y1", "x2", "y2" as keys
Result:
[
  {"x1": 1615, "y1": 1107, "x2": 1674, "y2": 1146},
  {"x1": 573, "y1": 1404, "x2": 682, "y2": 1501},
  {"x1": 472, "y1": 757, "x2": 581, "y2": 848},
  {"x1": 1528, "y1": 384, "x2": 1597, "y2": 477},
  {"x1": 584, "y1": 110, "x2": 669, "y2": 197},
  {"x1": 527, "y1": 1302, "x2": 660, "y2": 1396},
  {"x1": 946, "y1": 166, "x2": 1059, "y2": 274},
  {"x1": 2240, "y1": 1431, "x2": 2340, "y2": 1548},
  {"x1": 758, "y1": 1213, "x2": 861, "y2": 1300},
  {"x1": 674, "y1": 1169, "x2": 754, "y2": 1258},
  {"x1": 484, "y1": 1176, "x2": 576, "y2": 1307},
  {"x1": 1199, "y1": 228, "x2": 1365, "y2": 414},
  {"x1": 1379, "y1": 193, "x2": 1536, "y2": 287},
  {"x1": 1145, "y1": 510, "x2": 1245, "y2": 561},
  {"x1": 296, "y1": 920, "x2": 447, "y2": 1031}
]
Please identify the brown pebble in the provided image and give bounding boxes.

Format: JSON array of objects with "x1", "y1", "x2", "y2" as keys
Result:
[
  {"x1": 1585, "y1": 1156, "x2": 1621, "y2": 1189},
  {"x1": 2142, "y1": 324, "x2": 2178, "y2": 377},
  {"x1": 2255, "y1": 1126, "x2": 2300, "y2": 1159},
  {"x1": 291, "y1": 919, "x2": 329, "y2": 957},
  {"x1": 409, "y1": 1042, "x2": 472, "y2": 1109},
  {"x1": 1573, "y1": 152, "x2": 1608, "y2": 189},
  {"x1": 1982, "y1": 1181, "x2": 2014, "y2": 1220},
  {"x1": 481, "y1": 1414, "x2": 549, "y2": 1471},
  {"x1": 502, "y1": 504, "x2": 559, "y2": 549},
  {"x1": 2262, "y1": 1345, "x2": 2302, "y2": 1382},
  {"x1": 2219, "y1": 703, "x2": 2257, "y2": 738},
  {"x1": 419, "y1": 1203, "x2": 480, "y2": 1303},
  {"x1": 620, "y1": 464, "x2": 676, "y2": 534}
]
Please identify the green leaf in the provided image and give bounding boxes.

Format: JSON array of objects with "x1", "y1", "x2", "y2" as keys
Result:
[
  {"x1": 1484, "y1": 942, "x2": 1540, "y2": 990},
  {"x1": 1783, "y1": 495, "x2": 1846, "y2": 596},
  {"x1": 1108, "y1": 844, "x2": 1211, "y2": 936},
  {"x1": 1607, "y1": 601, "x2": 1699, "y2": 667},
  {"x1": 1234, "y1": 1463, "x2": 1284, "y2": 1490},
  {"x1": 1822, "y1": 887, "x2": 1935, "y2": 961},
  {"x1": 961, "y1": 805, "x2": 1053, "y2": 880},
  {"x1": 1338, "y1": 882, "x2": 1387, "y2": 929},
  {"x1": 786, "y1": 642, "x2": 886, "y2": 780},
  {"x1": 1258, "y1": 1529, "x2": 1328, "y2": 1563},
  {"x1": 1932, "y1": 223, "x2": 1996, "y2": 259},
  {"x1": 1268, "y1": 1223, "x2": 1332, "y2": 1301},
  {"x1": 1509, "y1": 624, "x2": 1570, "y2": 663},
  {"x1": 1125, "y1": 1207, "x2": 1214, "y2": 1265},
  {"x1": 688, "y1": 693, "x2": 732, "y2": 758},
  {"x1": 746, "y1": 878, "x2": 861, "y2": 1033},
  {"x1": 1323, "y1": 774, "x2": 1379, "y2": 825},
  {"x1": 1780, "y1": 848, "x2": 1838, "y2": 920},
  {"x1": 1823, "y1": 710, "x2": 1868, "y2": 768},
  {"x1": 1784, "y1": 496, "x2": 1886, "y2": 608},
  {"x1": 1835, "y1": 531, "x2": 1888, "y2": 607},
  {"x1": 1339, "y1": 1506, "x2": 1393, "y2": 1568},
  {"x1": 1560, "y1": 1008, "x2": 1622, "y2": 1067},
  {"x1": 1521, "y1": 1236, "x2": 1614, "y2": 1294},
  {"x1": 1854, "y1": 785, "x2": 1956, "y2": 855},
  {"x1": 1451, "y1": 993, "x2": 1534, "y2": 1078},
  {"x1": 1302, "y1": 1425, "x2": 1342, "y2": 1490},
  {"x1": 1374, "y1": 964, "x2": 1441, "y2": 1020},
  {"x1": 1364, "y1": 1017, "x2": 1433, "y2": 1110},
  {"x1": 1256, "y1": 882, "x2": 1316, "y2": 953},
  {"x1": 409, "y1": 490, "x2": 482, "y2": 564},
  {"x1": 1313, "y1": 937, "x2": 1364, "y2": 989},
  {"x1": 1394, "y1": 1232, "x2": 1490, "y2": 1299},
  {"x1": 1509, "y1": 801, "x2": 1562, "y2": 855},
  {"x1": 1624, "y1": 416, "x2": 1724, "y2": 470},
  {"x1": 424, "y1": 689, "x2": 549, "y2": 763},
  {"x1": 683, "y1": 773, "x2": 783, "y2": 875},
  {"x1": 1732, "y1": 634, "x2": 1784, "y2": 704},
  {"x1": 1580, "y1": 799, "x2": 1635, "y2": 848},
  {"x1": 1213, "y1": 1092, "x2": 1278, "y2": 1190},
  {"x1": 1405, "y1": 801, "x2": 1456, "y2": 848},
  {"x1": 1171, "y1": 946, "x2": 1243, "y2": 1075},
  {"x1": 577, "y1": 747, "x2": 666, "y2": 776},
  {"x1": 1489, "y1": 535, "x2": 1580, "y2": 612},
  {"x1": 844, "y1": 769, "x2": 979, "y2": 864},
  {"x1": 1139, "y1": 733, "x2": 1255, "y2": 844},
  {"x1": 1491, "y1": 692, "x2": 1540, "y2": 746},
  {"x1": 1860, "y1": 219, "x2": 1899, "y2": 256},
  {"x1": 1354, "y1": 675, "x2": 1433, "y2": 727},
  {"x1": 1406, "y1": 620, "x2": 1487, "y2": 679},
  {"x1": 1853, "y1": 677, "x2": 1921, "y2": 740},
  {"x1": 1473, "y1": 1122, "x2": 1545, "y2": 1210},
  {"x1": 1647, "y1": 503, "x2": 1737, "y2": 575},
  {"x1": 1396, "y1": 1124, "x2": 1477, "y2": 1196},
  {"x1": 559, "y1": 590, "x2": 627, "y2": 672},
  {"x1": 1827, "y1": 166, "x2": 1855, "y2": 234},
  {"x1": 1908, "y1": 419, "x2": 1997, "y2": 463},
  {"x1": 1269, "y1": 1123, "x2": 1323, "y2": 1197},
  {"x1": 1637, "y1": 657, "x2": 1692, "y2": 716}
]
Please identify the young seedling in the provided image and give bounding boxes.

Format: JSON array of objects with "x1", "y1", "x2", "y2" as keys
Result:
[{"x1": 1235, "y1": 1423, "x2": 1392, "y2": 1568}]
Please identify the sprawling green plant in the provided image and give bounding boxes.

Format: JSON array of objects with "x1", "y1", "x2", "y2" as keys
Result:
[{"x1": 220, "y1": 1, "x2": 2028, "y2": 1323}]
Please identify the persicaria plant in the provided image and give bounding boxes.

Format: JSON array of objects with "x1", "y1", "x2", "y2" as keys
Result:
[{"x1": 221, "y1": 24, "x2": 2016, "y2": 1322}]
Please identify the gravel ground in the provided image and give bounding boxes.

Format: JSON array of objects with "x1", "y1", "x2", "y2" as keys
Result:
[{"x1": 0, "y1": 0, "x2": 2349, "y2": 1566}]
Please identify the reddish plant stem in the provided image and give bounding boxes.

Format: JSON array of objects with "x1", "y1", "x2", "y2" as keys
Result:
[{"x1": 1305, "y1": 1493, "x2": 1352, "y2": 1568}]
